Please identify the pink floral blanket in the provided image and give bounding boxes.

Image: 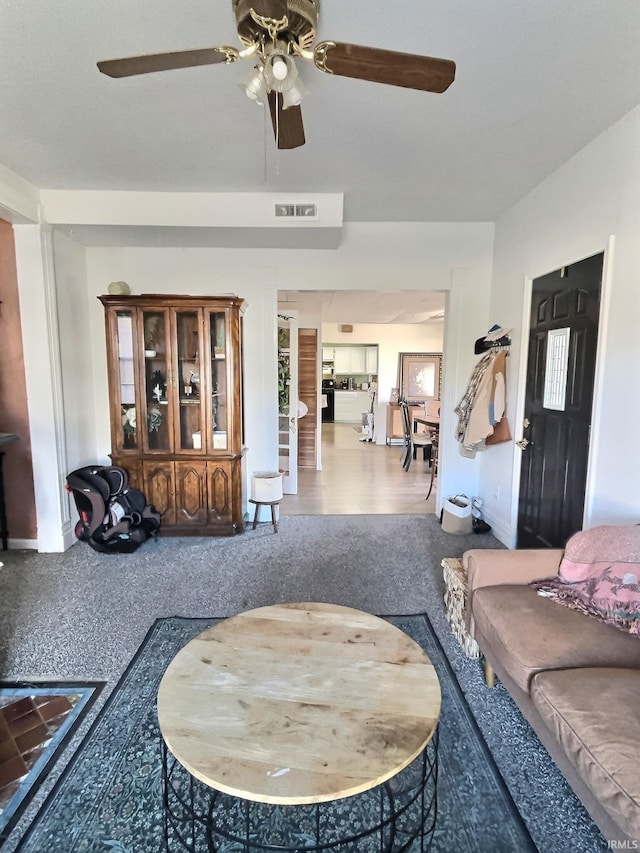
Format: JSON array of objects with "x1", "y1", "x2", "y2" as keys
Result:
[{"x1": 530, "y1": 525, "x2": 640, "y2": 635}]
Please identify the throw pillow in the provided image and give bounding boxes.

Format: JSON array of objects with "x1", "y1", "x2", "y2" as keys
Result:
[{"x1": 531, "y1": 525, "x2": 640, "y2": 635}]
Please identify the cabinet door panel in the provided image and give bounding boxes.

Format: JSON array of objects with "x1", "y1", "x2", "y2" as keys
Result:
[
  {"x1": 143, "y1": 461, "x2": 176, "y2": 526},
  {"x1": 175, "y1": 310, "x2": 206, "y2": 453},
  {"x1": 333, "y1": 348, "x2": 351, "y2": 374},
  {"x1": 108, "y1": 310, "x2": 139, "y2": 452},
  {"x1": 207, "y1": 309, "x2": 229, "y2": 451},
  {"x1": 207, "y1": 461, "x2": 233, "y2": 524},
  {"x1": 141, "y1": 310, "x2": 172, "y2": 452},
  {"x1": 111, "y1": 457, "x2": 144, "y2": 493},
  {"x1": 175, "y1": 461, "x2": 208, "y2": 525},
  {"x1": 350, "y1": 347, "x2": 366, "y2": 373}
]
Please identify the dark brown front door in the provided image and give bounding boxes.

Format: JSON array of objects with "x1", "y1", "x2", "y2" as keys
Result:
[{"x1": 517, "y1": 253, "x2": 603, "y2": 548}]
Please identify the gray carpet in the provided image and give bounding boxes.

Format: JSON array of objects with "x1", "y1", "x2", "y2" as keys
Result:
[{"x1": 0, "y1": 514, "x2": 607, "y2": 852}]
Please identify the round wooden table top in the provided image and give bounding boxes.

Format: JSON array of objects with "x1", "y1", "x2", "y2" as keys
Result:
[{"x1": 157, "y1": 602, "x2": 441, "y2": 805}]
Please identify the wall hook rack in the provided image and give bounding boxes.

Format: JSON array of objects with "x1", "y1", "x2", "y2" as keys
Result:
[{"x1": 474, "y1": 324, "x2": 512, "y2": 354}]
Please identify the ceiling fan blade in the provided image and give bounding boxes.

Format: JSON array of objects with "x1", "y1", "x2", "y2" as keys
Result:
[
  {"x1": 268, "y1": 91, "x2": 305, "y2": 149},
  {"x1": 313, "y1": 42, "x2": 455, "y2": 93},
  {"x1": 97, "y1": 47, "x2": 237, "y2": 78}
]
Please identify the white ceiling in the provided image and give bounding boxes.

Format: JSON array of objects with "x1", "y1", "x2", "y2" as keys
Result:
[
  {"x1": 2, "y1": 0, "x2": 640, "y2": 225},
  {"x1": 279, "y1": 289, "x2": 446, "y2": 325}
]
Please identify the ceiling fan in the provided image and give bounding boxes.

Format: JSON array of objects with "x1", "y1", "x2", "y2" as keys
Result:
[{"x1": 97, "y1": 0, "x2": 456, "y2": 150}]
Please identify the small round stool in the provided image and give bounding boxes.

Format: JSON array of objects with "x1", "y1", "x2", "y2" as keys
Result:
[{"x1": 249, "y1": 499, "x2": 280, "y2": 533}]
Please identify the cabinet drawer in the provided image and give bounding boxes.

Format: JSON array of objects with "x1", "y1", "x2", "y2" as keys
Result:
[{"x1": 334, "y1": 391, "x2": 370, "y2": 422}]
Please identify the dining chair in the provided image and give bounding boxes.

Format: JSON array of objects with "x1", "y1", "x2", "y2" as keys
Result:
[
  {"x1": 425, "y1": 399, "x2": 441, "y2": 420},
  {"x1": 426, "y1": 430, "x2": 439, "y2": 499},
  {"x1": 399, "y1": 400, "x2": 432, "y2": 472}
]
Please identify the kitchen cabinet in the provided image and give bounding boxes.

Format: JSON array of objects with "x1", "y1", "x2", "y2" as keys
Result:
[
  {"x1": 333, "y1": 347, "x2": 351, "y2": 374},
  {"x1": 334, "y1": 390, "x2": 372, "y2": 423},
  {"x1": 99, "y1": 293, "x2": 247, "y2": 536},
  {"x1": 365, "y1": 346, "x2": 378, "y2": 374},
  {"x1": 333, "y1": 346, "x2": 367, "y2": 374}
]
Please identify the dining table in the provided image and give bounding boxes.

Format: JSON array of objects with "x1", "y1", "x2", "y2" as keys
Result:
[{"x1": 413, "y1": 414, "x2": 440, "y2": 436}]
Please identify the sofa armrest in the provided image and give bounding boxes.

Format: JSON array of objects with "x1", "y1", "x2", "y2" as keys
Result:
[{"x1": 463, "y1": 548, "x2": 564, "y2": 636}]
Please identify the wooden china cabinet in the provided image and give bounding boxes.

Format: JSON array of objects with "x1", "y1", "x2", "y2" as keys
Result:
[{"x1": 99, "y1": 294, "x2": 247, "y2": 536}]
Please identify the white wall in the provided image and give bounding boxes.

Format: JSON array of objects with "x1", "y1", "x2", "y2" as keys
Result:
[
  {"x1": 53, "y1": 232, "x2": 96, "y2": 473},
  {"x1": 483, "y1": 103, "x2": 640, "y2": 544}
]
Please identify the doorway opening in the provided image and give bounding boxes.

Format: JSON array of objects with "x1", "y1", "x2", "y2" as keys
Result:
[{"x1": 277, "y1": 289, "x2": 446, "y2": 514}]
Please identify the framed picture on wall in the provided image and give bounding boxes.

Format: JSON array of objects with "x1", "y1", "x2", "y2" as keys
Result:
[{"x1": 398, "y1": 352, "x2": 442, "y2": 403}]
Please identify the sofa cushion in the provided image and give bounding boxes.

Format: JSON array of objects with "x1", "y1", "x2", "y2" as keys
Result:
[
  {"x1": 473, "y1": 585, "x2": 640, "y2": 692},
  {"x1": 531, "y1": 668, "x2": 640, "y2": 842}
]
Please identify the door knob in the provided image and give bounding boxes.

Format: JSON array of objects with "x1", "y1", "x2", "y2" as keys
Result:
[
  {"x1": 523, "y1": 418, "x2": 531, "y2": 429},
  {"x1": 516, "y1": 437, "x2": 530, "y2": 450}
]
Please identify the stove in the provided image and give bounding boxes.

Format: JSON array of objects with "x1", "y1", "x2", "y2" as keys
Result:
[{"x1": 322, "y1": 379, "x2": 335, "y2": 423}]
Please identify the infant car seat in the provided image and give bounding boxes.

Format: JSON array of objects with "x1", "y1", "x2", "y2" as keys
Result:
[{"x1": 66, "y1": 465, "x2": 160, "y2": 553}]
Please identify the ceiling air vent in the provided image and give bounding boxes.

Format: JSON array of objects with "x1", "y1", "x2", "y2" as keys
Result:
[{"x1": 275, "y1": 203, "x2": 317, "y2": 218}]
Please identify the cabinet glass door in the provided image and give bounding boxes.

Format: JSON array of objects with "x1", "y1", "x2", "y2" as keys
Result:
[
  {"x1": 115, "y1": 311, "x2": 137, "y2": 449},
  {"x1": 209, "y1": 311, "x2": 227, "y2": 450},
  {"x1": 176, "y1": 311, "x2": 205, "y2": 451},
  {"x1": 141, "y1": 311, "x2": 170, "y2": 451}
]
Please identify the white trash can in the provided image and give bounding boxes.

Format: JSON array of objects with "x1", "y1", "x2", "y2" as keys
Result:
[{"x1": 441, "y1": 494, "x2": 473, "y2": 535}]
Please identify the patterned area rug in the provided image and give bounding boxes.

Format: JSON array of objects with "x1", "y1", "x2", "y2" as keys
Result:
[
  {"x1": 15, "y1": 614, "x2": 536, "y2": 852},
  {"x1": 0, "y1": 681, "x2": 103, "y2": 843}
]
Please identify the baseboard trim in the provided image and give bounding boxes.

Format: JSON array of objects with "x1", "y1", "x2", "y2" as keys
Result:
[
  {"x1": 482, "y1": 513, "x2": 514, "y2": 548},
  {"x1": 4, "y1": 538, "x2": 38, "y2": 551}
]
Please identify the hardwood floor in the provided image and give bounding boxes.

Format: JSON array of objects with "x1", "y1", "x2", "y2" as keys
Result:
[{"x1": 279, "y1": 423, "x2": 437, "y2": 515}]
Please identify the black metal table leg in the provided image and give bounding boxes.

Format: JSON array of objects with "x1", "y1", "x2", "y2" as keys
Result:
[{"x1": 162, "y1": 732, "x2": 439, "y2": 853}]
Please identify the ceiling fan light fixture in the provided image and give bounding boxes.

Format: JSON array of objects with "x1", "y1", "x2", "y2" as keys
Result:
[
  {"x1": 240, "y1": 67, "x2": 268, "y2": 105},
  {"x1": 263, "y1": 52, "x2": 299, "y2": 92},
  {"x1": 282, "y1": 77, "x2": 309, "y2": 109},
  {"x1": 271, "y1": 55, "x2": 288, "y2": 81}
]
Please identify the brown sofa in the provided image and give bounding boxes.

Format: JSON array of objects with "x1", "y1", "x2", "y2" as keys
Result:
[{"x1": 464, "y1": 546, "x2": 640, "y2": 845}]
